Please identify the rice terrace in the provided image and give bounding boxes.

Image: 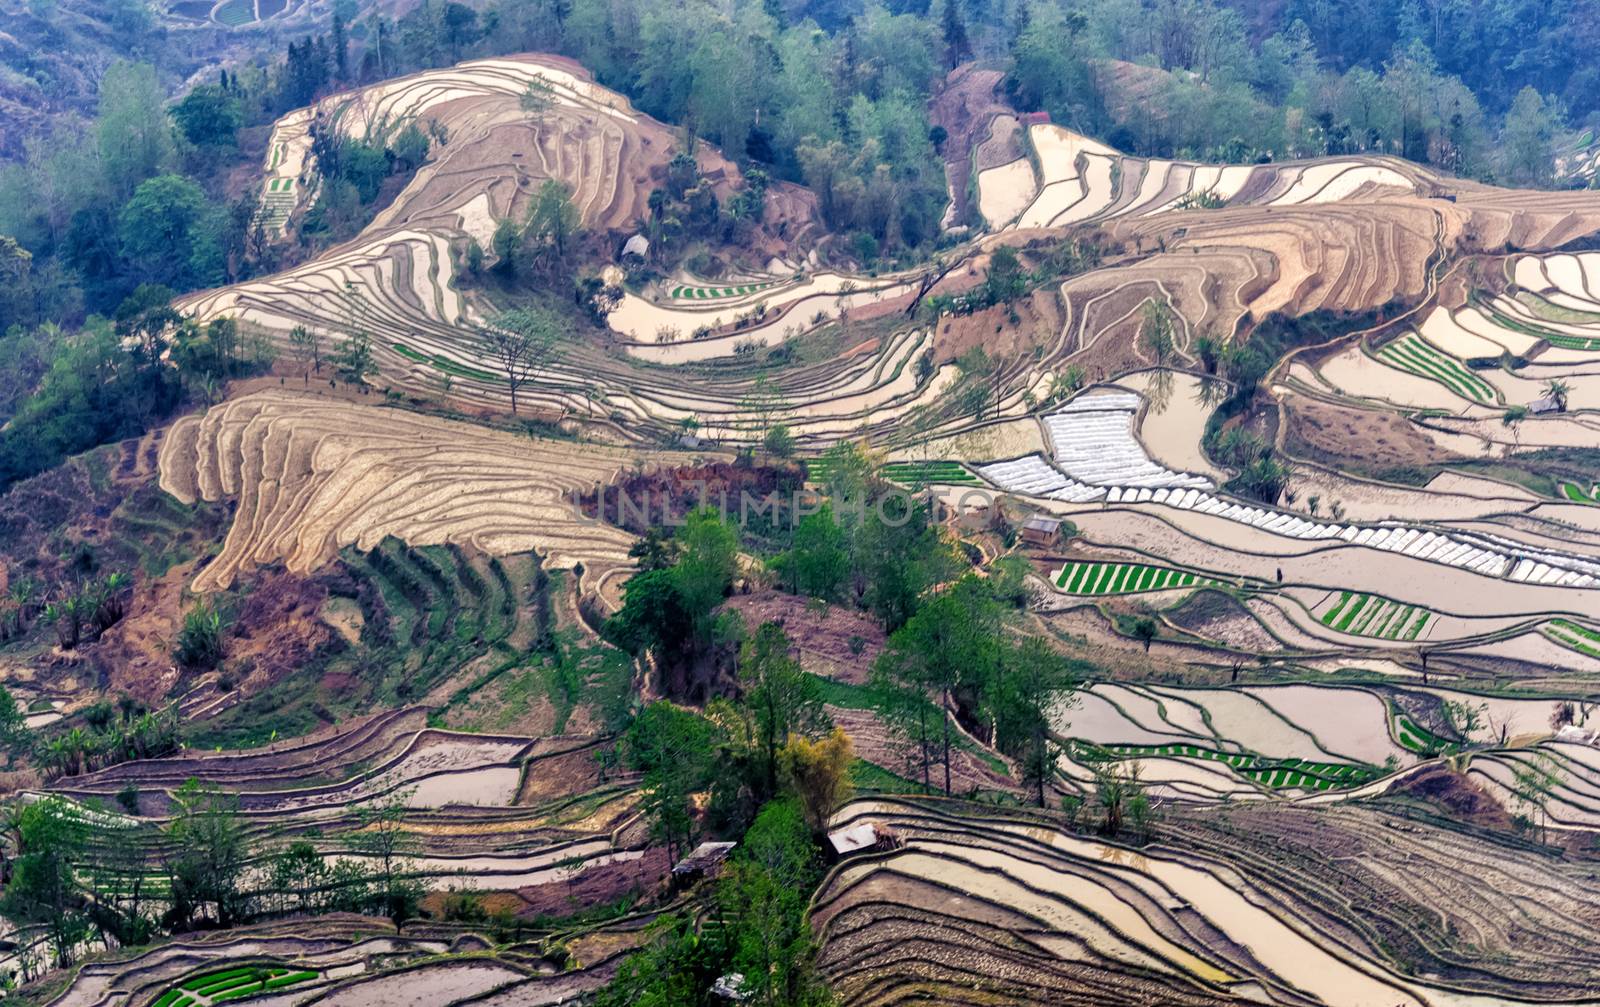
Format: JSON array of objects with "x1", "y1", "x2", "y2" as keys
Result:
[{"x1": 3, "y1": 0, "x2": 1600, "y2": 1004}]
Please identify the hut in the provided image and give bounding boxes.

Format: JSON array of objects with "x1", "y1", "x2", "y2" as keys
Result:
[
  {"x1": 826, "y1": 821, "x2": 903, "y2": 861},
  {"x1": 671, "y1": 840, "x2": 736, "y2": 889},
  {"x1": 1021, "y1": 514, "x2": 1064, "y2": 547}
]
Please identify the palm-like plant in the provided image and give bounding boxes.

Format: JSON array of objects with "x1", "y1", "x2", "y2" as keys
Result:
[
  {"x1": 3, "y1": 578, "x2": 38, "y2": 640},
  {"x1": 1502, "y1": 405, "x2": 1528, "y2": 447},
  {"x1": 45, "y1": 599, "x2": 79, "y2": 650},
  {"x1": 1544, "y1": 378, "x2": 1571, "y2": 413},
  {"x1": 90, "y1": 572, "x2": 130, "y2": 634}
]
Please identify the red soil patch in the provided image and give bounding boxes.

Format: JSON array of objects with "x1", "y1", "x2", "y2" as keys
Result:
[
  {"x1": 1283, "y1": 392, "x2": 1461, "y2": 474},
  {"x1": 929, "y1": 63, "x2": 1017, "y2": 227},
  {"x1": 722, "y1": 590, "x2": 885, "y2": 684},
  {"x1": 931, "y1": 287, "x2": 1064, "y2": 365},
  {"x1": 1390, "y1": 763, "x2": 1511, "y2": 830},
  {"x1": 513, "y1": 847, "x2": 672, "y2": 920}
]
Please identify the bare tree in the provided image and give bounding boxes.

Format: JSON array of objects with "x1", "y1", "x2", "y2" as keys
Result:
[
  {"x1": 288, "y1": 325, "x2": 321, "y2": 382},
  {"x1": 478, "y1": 307, "x2": 562, "y2": 415}
]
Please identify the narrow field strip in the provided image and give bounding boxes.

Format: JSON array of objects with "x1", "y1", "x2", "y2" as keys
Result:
[
  {"x1": 213, "y1": 0, "x2": 256, "y2": 26},
  {"x1": 1053, "y1": 561, "x2": 1221, "y2": 595},
  {"x1": 1487, "y1": 294, "x2": 1600, "y2": 349},
  {"x1": 392, "y1": 342, "x2": 499, "y2": 382},
  {"x1": 880, "y1": 461, "x2": 980, "y2": 485},
  {"x1": 670, "y1": 282, "x2": 777, "y2": 300}
]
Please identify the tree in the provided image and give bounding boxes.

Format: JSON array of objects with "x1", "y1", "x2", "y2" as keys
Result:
[
  {"x1": 118, "y1": 174, "x2": 224, "y2": 291},
  {"x1": 1499, "y1": 86, "x2": 1562, "y2": 187},
  {"x1": 268, "y1": 840, "x2": 334, "y2": 916},
  {"x1": 764, "y1": 423, "x2": 795, "y2": 460},
  {"x1": 478, "y1": 306, "x2": 562, "y2": 415},
  {"x1": 672, "y1": 508, "x2": 739, "y2": 656},
  {"x1": 334, "y1": 331, "x2": 376, "y2": 388},
  {"x1": 739, "y1": 622, "x2": 829, "y2": 800},
  {"x1": 97, "y1": 62, "x2": 175, "y2": 199},
  {"x1": 1092, "y1": 761, "x2": 1148, "y2": 838},
  {"x1": 774, "y1": 505, "x2": 849, "y2": 600},
  {"x1": 346, "y1": 791, "x2": 422, "y2": 930},
  {"x1": 491, "y1": 218, "x2": 521, "y2": 273},
  {"x1": 1509, "y1": 752, "x2": 1562, "y2": 842},
  {"x1": 0, "y1": 797, "x2": 90, "y2": 972},
  {"x1": 605, "y1": 567, "x2": 695, "y2": 665},
  {"x1": 1140, "y1": 298, "x2": 1177, "y2": 365},
  {"x1": 778, "y1": 728, "x2": 854, "y2": 832},
  {"x1": 940, "y1": 0, "x2": 971, "y2": 68},
  {"x1": 523, "y1": 179, "x2": 580, "y2": 276},
  {"x1": 171, "y1": 85, "x2": 244, "y2": 148},
  {"x1": 288, "y1": 325, "x2": 322, "y2": 380},
  {"x1": 1441, "y1": 698, "x2": 1488, "y2": 746},
  {"x1": 164, "y1": 780, "x2": 251, "y2": 930},
  {"x1": 1501, "y1": 405, "x2": 1528, "y2": 448},
  {"x1": 854, "y1": 495, "x2": 961, "y2": 633},
  {"x1": 740, "y1": 376, "x2": 790, "y2": 450},
  {"x1": 873, "y1": 576, "x2": 1002, "y2": 795},
  {"x1": 1129, "y1": 615, "x2": 1160, "y2": 652},
  {"x1": 982, "y1": 244, "x2": 1028, "y2": 305},
  {"x1": 718, "y1": 799, "x2": 830, "y2": 1006},
  {"x1": 390, "y1": 123, "x2": 431, "y2": 172},
  {"x1": 520, "y1": 77, "x2": 556, "y2": 124},
  {"x1": 990, "y1": 637, "x2": 1080, "y2": 806},
  {"x1": 624, "y1": 702, "x2": 717, "y2": 860},
  {"x1": 0, "y1": 235, "x2": 35, "y2": 332},
  {"x1": 0, "y1": 686, "x2": 28, "y2": 764},
  {"x1": 175, "y1": 599, "x2": 225, "y2": 670}
]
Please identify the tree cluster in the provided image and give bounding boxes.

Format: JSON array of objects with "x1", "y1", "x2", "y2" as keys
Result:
[{"x1": 0, "y1": 787, "x2": 424, "y2": 980}]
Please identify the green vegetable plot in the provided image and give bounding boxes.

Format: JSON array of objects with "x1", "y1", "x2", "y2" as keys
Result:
[
  {"x1": 1395, "y1": 713, "x2": 1454, "y2": 754},
  {"x1": 391, "y1": 343, "x2": 498, "y2": 382},
  {"x1": 1091, "y1": 742, "x2": 1376, "y2": 790},
  {"x1": 881, "y1": 461, "x2": 979, "y2": 485},
  {"x1": 1376, "y1": 334, "x2": 1497, "y2": 403},
  {"x1": 156, "y1": 966, "x2": 319, "y2": 1007},
  {"x1": 1319, "y1": 592, "x2": 1431, "y2": 640},
  {"x1": 1560, "y1": 483, "x2": 1599, "y2": 505},
  {"x1": 1545, "y1": 619, "x2": 1600, "y2": 660},
  {"x1": 671, "y1": 282, "x2": 775, "y2": 299},
  {"x1": 1054, "y1": 562, "x2": 1221, "y2": 595}
]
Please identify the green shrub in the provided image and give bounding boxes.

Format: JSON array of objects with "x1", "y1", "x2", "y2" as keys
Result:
[{"x1": 175, "y1": 600, "x2": 225, "y2": 670}]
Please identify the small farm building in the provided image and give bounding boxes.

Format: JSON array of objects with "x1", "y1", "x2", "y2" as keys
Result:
[{"x1": 1022, "y1": 515, "x2": 1064, "y2": 546}]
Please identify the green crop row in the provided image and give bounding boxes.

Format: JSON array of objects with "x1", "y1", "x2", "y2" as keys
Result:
[
  {"x1": 1320, "y1": 592, "x2": 1431, "y2": 640},
  {"x1": 1055, "y1": 562, "x2": 1218, "y2": 595},
  {"x1": 1395, "y1": 713, "x2": 1454, "y2": 754},
  {"x1": 165, "y1": 966, "x2": 319, "y2": 1004},
  {"x1": 1543, "y1": 332, "x2": 1600, "y2": 351},
  {"x1": 1546, "y1": 619, "x2": 1600, "y2": 660},
  {"x1": 880, "y1": 461, "x2": 979, "y2": 485},
  {"x1": 390, "y1": 343, "x2": 499, "y2": 382},
  {"x1": 1561, "y1": 483, "x2": 1599, "y2": 504},
  {"x1": 1094, "y1": 742, "x2": 1374, "y2": 790},
  {"x1": 671, "y1": 282, "x2": 774, "y2": 299},
  {"x1": 1377, "y1": 334, "x2": 1496, "y2": 403}
]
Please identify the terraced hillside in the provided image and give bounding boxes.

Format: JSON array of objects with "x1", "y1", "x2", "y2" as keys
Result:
[
  {"x1": 11, "y1": 40, "x2": 1600, "y2": 1007},
  {"x1": 816, "y1": 797, "x2": 1600, "y2": 1006},
  {"x1": 157, "y1": 390, "x2": 688, "y2": 593}
]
